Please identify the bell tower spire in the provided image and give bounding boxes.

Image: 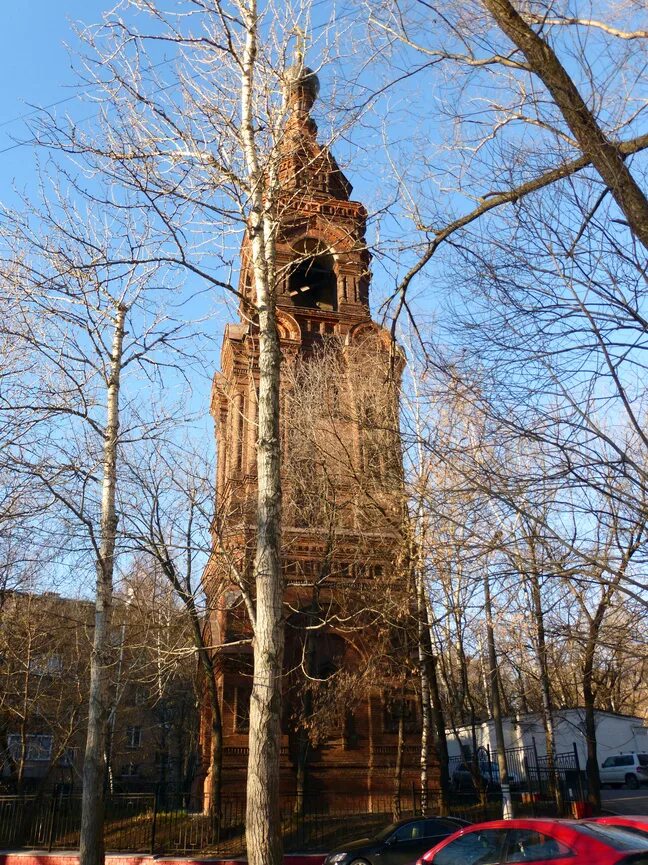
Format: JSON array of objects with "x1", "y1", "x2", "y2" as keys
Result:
[
  {"x1": 200, "y1": 62, "x2": 431, "y2": 812},
  {"x1": 235, "y1": 51, "x2": 371, "y2": 329}
]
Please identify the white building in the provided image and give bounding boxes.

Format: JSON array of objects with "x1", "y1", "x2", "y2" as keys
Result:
[{"x1": 446, "y1": 709, "x2": 648, "y2": 768}]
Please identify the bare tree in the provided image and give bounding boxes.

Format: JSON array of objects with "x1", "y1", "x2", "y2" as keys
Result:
[
  {"x1": 30, "y1": 4, "x2": 365, "y2": 862},
  {"x1": 0, "y1": 177, "x2": 198, "y2": 863},
  {"x1": 0, "y1": 589, "x2": 89, "y2": 791},
  {"x1": 122, "y1": 442, "x2": 228, "y2": 816},
  {"x1": 361, "y1": 4, "x2": 648, "y2": 609}
]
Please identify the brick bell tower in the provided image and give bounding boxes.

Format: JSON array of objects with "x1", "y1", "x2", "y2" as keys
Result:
[{"x1": 201, "y1": 63, "x2": 433, "y2": 807}]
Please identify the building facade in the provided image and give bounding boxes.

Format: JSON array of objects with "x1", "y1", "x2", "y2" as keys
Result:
[
  {"x1": 446, "y1": 709, "x2": 648, "y2": 769},
  {"x1": 0, "y1": 589, "x2": 196, "y2": 795},
  {"x1": 201, "y1": 67, "x2": 432, "y2": 806}
]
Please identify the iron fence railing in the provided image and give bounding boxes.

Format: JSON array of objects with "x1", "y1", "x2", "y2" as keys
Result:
[
  {"x1": 0, "y1": 792, "x2": 416, "y2": 855},
  {"x1": 447, "y1": 741, "x2": 586, "y2": 801},
  {"x1": 0, "y1": 781, "x2": 572, "y2": 856}
]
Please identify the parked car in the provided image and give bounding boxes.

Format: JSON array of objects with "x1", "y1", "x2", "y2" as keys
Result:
[
  {"x1": 451, "y1": 761, "x2": 522, "y2": 793},
  {"x1": 600, "y1": 754, "x2": 648, "y2": 789},
  {"x1": 323, "y1": 816, "x2": 471, "y2": 865},
  {"x1": 415, "y1": 818, "x2": 648, "y2": 865},
  {"x1": 590, "y1": 817, "x2": 648, "y2": 839}
]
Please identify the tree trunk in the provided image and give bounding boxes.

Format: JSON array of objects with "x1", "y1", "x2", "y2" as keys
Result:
[
  {"x1": 481, "y1": 0, "x2": 648, "y2": 250},
  {"x1": 392, "y1": 694, "x2": 405, "y2": 821},
  {"x1": 157, "y1": 556, "x2": 223, "y2": 816},
  {"x1": 205, "y1": 670, "x2": 223, "y2": 820},
  {"x1": 80, "y1": 303, "x2": 126, "y2": 865},
  {"x1": 245, "y1": 286, "x2": 283, "y2": 865},
  {"x1": 582, "y1": 629, "x2": 602, "y2": 813},
  {"x1": 418, "y1": 626, "x2": 431, "y2": 817},
  {"x1": 295, "y1": 592, "x2": 318, "y2": 814},
  {"x1": 241, "y1": 11, "x2": 284, "y2": 851},
  {"x1": 428, "y1": 652, "x2": 450, "y2": 812},
  {"x1": 483, "y1": 569, "x2": 513, "y2": 819},
  {"x1": 527, "y1": 566, "x2": 562, "y2": 812},
  {"x1": 421, "y1": 588, "x2": 450, "y2": 812}
]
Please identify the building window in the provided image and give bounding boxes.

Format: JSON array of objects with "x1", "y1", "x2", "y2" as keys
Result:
[
  {"x1": 383, "y1": 695, "x2": 420, "y2": 734},
  {"x1": 7, "y1": 734, "x2": 53, "y2": 762},
  {"x1": 121, "y1": 763, "x2": 139, "y2": 777},
  {"x1": 59, "y1": 747, "x2": 77, "y2": 767},
  {"x1": 126, "y1": 726, "x2": 142, "y2": 749},
  {"x1": 289, "y1": 250, "x2": 337, "y2": 312},
  {"x1": 236, "y1": 395, "x2": 245, "y2": 471},
  {"x1": 28, "y1": 655, "x2": 63, "y2": 677},
  {"x1": 235, "y1": 687, "x2": 251, "y2": 733}
]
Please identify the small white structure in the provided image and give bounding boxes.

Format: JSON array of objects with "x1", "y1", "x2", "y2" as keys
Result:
[{"x1": 446, "y1": 709, "x2": 648, "y2": 767}]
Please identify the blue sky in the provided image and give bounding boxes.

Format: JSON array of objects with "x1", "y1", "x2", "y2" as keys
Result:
[{"x1": 1, "y1": 3, "x2": 113, "y2": 200}]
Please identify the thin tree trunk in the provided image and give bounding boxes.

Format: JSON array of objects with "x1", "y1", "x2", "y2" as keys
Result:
[
  {"x1": 428, "y1": 652, "x2": 450, "y2": 812},
  {"x1": 207, "y1": 681, "x2": 223, "y2": 819},
  {"x1": 245, "y1": 280, "x2": 283, "y2": 865},
  {"x1": 105, "y1": 623, "x2": 126, "y2": 797},
  {"x1": 482, "y1": 0, "x2": 648, "y2": 250},
  {"x1": 17, "y1": 634, "x2": 31, "y2": 794},
  {"x1": 417, "y1": 610, "x2": 431, "y2": 817},
  {"x1": 421, "y1": 585, "x2": 450, "y2": 812},
  {"x1": 392, "y1": 693, "x2": 405, "y2": 821},
  {"x1": 155, "y1": 553, "x2": 223, "y2": 816},
  {"x1": 526, "y1": 566, "x2": 562, "y2": 813},
  {"x1": 582, "y1": 626, "x2": 602, "y2": 813},
  {"x1": 80, "y1": 303, "x2": 126, "y2": 865},
  {"x1": 453, "y1": 619, "x2": 485, "y2": 803},
  {"x1": 240, "y1": 7, "x2": 284, "y2": 858},
  {"x1": 295, "y1": 591, "x2": 318, "y2": 815},
  {"x1": 483, "y1": 569, "x2": 513, "y2": 819}
]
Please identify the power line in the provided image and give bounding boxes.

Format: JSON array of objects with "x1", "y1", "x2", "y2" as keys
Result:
[
  {"x1": 0, "y1": 94, "x2": 82, "y2": 130},
  {"x1": 0, "y1": 55, "x2": 176, "y2": 144},
  {"x1": 0, "y1": 8, "x2": 358, "y2": 158}
]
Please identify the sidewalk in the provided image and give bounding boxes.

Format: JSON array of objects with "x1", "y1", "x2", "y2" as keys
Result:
[{"x1": 0, "y1": 854, "x2": 326, "y2": 865}]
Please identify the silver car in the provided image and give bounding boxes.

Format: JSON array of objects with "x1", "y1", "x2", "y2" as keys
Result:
[{"x1": 600, "y1": 753, "x2": 648, "y2": 789}]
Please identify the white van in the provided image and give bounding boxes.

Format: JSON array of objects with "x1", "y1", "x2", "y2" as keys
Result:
[{"x1": 600, "y1": 753, "x2": 648, "y2": 788}]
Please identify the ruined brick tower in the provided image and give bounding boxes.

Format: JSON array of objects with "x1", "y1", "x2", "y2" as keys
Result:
[{"x1": 201, "y1": 65, "x2": 432, "y2": 807}]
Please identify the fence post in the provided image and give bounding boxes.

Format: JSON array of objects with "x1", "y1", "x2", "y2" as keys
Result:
[
  {"x1": 532, "y1": 737, "x2": 543, "y2": 797},
  {"x1": 150, "y1": 790, "x2": 158, "y2": 856},
  {"x1": 573, "y1": 743, "x2": 585, "y2": 802},
  {"x1": 522, "y1": 755, "x2": 535, "y2": 816}
]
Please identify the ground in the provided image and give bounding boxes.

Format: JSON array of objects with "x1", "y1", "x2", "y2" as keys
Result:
[{"x1": 602, "y1": 788, "x2": 648, "y2": 815}]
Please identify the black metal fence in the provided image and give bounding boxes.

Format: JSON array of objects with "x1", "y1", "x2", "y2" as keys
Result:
[
  {"x1": 0, "y1": 792, "x2": 421, "y2": 855},
  {"x1": 0, "y1": 751, "x2": 586, "y2": 857},
  {"x1": 0, "y1": 789, "x2": 573, "y2": 856},
  {"x1": 446, "y1": 742, "x2": 586, "y2": 804}
]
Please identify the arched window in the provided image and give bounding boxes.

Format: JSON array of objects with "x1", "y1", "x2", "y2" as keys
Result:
[{"x1": 288, "y1": 241, "x2": 337, "y2": 311}]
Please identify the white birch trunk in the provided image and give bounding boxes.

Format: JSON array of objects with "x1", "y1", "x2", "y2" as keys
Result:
[
  {"x1": 239, "y1": 5, "x2": 284, "y2": 865},
  {"x1": 80, "y1": 303, "x2": 126, "y2": 865}
]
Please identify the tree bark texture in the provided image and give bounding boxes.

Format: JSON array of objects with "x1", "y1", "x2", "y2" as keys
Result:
[
  {"x1": 245, "y1": 278, "x2": 283, "y2": 865},
  {"x1": 392, "y1": 694, "x2": 405, "y2": 821},
  {"x1": 428, "y1": 651, "x2": 450, "y2": 812},
  {"x1": 165, "y1": 566, "x2": 223, "y2": 817},
  {"x1": 417, "y1": 601, "x2": 431, "y2": 816},
  {"x1": 583, "y1": 621, "x2": 603, "y2": 813},
  {"x1": 482, "y1": 0, "x2": 648, "y2": 250},
  {"x1": 483, "y1": 569, "x2": 513, "y2": 819},
  {"x1": 240, "y1": 5, "x2": 284, "y2": 862},
  {"x1": 526, "y1": 565, "x2": 563, "y2": 813},
  {"x1": 418, "y1": 580, "x2": 449, "y2": 812},
  {"x1": 80, "y1": 304, "x2": 126, "y2": 865}
]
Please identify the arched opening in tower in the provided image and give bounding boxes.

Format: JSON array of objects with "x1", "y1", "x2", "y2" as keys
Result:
[{"x1": 289, "y1": 252, "x2": 337, "y2": 311}]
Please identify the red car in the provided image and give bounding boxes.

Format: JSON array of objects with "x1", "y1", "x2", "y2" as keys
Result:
[
  {"x1": 590, "y1": 817, "x2": 648, "y2": 839},
  {"x1": 414, "y1": 817, "x2": 648, "y2": 865}
]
